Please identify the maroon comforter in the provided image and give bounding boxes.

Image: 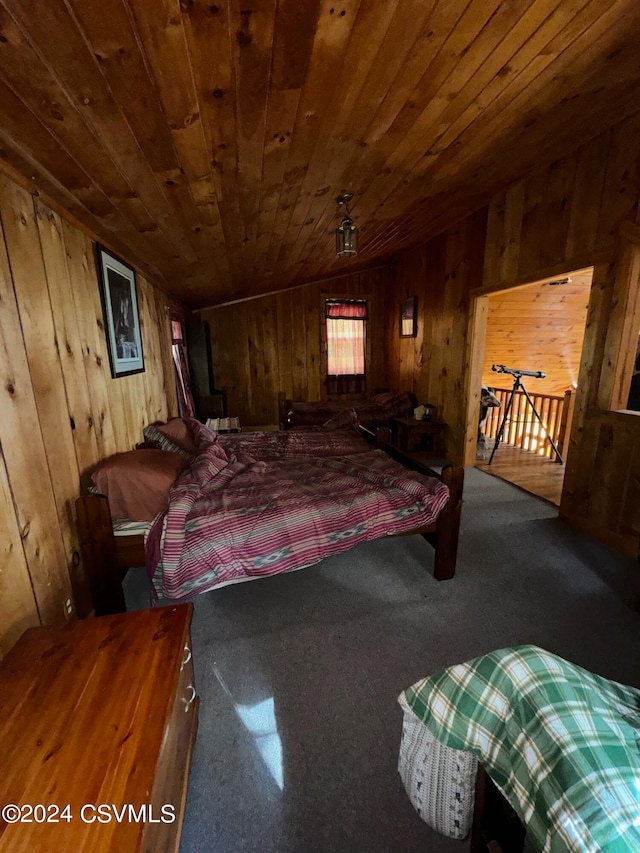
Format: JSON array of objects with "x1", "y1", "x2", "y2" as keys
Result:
[{"x1": 146, "y1": 435, "x2": 449, "y2": 601}]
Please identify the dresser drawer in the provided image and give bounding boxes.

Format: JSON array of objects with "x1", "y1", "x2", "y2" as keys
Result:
[
  {"x1": 0, "y1": 604, "x2": 196, "y2": 853},
  {"x1": 142, "y1": 634, "x2": 199, "y2": 853}
]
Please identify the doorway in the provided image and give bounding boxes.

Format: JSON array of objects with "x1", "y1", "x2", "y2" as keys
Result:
[{"x1": 469, "y1": 268, "x2": 593, "y2": 505}]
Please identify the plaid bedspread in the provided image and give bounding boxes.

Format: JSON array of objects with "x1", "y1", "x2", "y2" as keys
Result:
[
  {"x1": 145, "y1": 438, "x2": 449, "y2": 600},
  {"x1": 403, "y1": 645, "x2": 640, "y2": 853}
]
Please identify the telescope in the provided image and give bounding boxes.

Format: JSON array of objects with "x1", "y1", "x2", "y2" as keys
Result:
[
  {"x1": 491, "y1": 364, "x2": 545, "y2": 379},
  {"x1": 487, "y1": 362, "x2": 562, "y2": 466}
]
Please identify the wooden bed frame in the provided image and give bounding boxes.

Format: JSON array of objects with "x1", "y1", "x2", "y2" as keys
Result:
[
  {"x1": 277, "y1": 390, "x2": 417, "y2": 430},
  {"x1": 278, "y1": 391, "x2": 362, "y2": 430},
  {"x1": 470, "y1": 766, "x2": 526, "y2": 853},
  {"x1": 75, "y1": 427, "x2": 463, "y2": 616}
]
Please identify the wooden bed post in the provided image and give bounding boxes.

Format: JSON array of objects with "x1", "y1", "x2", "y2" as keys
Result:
[
  {"x1": 358, "y1": 423, "x2": 464, "y2": 580},
  {"x1": 375, "y1": 426, "x2": 391, "y2": 449},
  {"x1": 75, "y1": 495, "x2": 126, "y2": 616},
  {"x1": 431, "y1": 464, "x2": 464, "y2": 581},
  {"x1": 277, "y1": 392, "x2": 292, "y2": 430}
]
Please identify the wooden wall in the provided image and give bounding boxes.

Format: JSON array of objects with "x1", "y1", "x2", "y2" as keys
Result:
[
  {"x1": 482, "y1": 273, "x2": 592, "y2": 397},
  {"x1": 482, "y1": 112, "x2": 640, "y2": 556},
  {"x1": 202, "y1": 268, "x2": 390, "y2": 426},
  {"x1": 0, "y1": 173, "x2": 179, "y2": 657},
  {"x1": 384, "y1": 210, "x2": 488, "y2": 463},
  {"x1": 382, "y1": 111, "x2": 640, "y2": 557}
]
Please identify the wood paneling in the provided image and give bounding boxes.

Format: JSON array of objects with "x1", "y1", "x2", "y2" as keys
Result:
[
  {"x1": 0, "y1": 450, "x2": 40, "y2": 657},
  {"x1": 0, "y1": 172, "x2": 180, "y2": 657},
  {"x1": 202, "y1": 268, "x2": 389, "y2": 426},
  {"x1": 482, "y1": 273, "x2": 592, "y2": 397},
  {"x1": 0, "y1": 2, "x2": 639, "y2": 304},
  {"x1": 380, "y1": 112, "x2": 640, "y2": 558},
  {"x1": 483, "y1": 117, "x2": 640, "y2": 555},
  {"x1": 385, "y1": 211, "x2": 488, "y2": 465},
  {"x1": 482, "y1": 114, "x2": 640, "y2": 288},
  {"x1": 0, "y1": 193, "x2": 71, "y2": 628}
]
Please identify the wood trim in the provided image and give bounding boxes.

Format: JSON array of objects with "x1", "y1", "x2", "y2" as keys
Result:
[
  {"x1": 472, "y1": 264, "x2": 596, "y2": 297},
  {"x1": 598, "y1": 235, "x2": 640, "y2": 411},
  {"x1": 463, "y1": 294, "x2": 489, "y2": 467},
  {"x1": 194, "y1": 265, "x2": 389, "y2": 311}
]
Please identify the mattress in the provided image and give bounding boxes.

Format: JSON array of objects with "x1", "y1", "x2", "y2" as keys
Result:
[{"x1": 112, "y1": 518, "x2": 152, "y2": 538}]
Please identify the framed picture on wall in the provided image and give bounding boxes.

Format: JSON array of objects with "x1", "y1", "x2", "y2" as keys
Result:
[
  {"x1": 95, "y1": 244, "x2": 145, "y2": 378},
  {"x1": 399, "y1": 296, "x2": 417, "y2": 338}
]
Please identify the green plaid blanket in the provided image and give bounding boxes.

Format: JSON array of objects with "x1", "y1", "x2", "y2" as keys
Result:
[{"x1": 404, "y1": 645, "x2": 640, "y2": 852}]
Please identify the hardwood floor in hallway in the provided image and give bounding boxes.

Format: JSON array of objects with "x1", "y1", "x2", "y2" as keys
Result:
[{"x1": 475, "y1": 443, "x2": 565, "y2": 506}]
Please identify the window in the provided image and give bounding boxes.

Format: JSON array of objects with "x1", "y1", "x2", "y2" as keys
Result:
[{"x1": 325, "y1": 299, "x2": 368, "y2": 395}]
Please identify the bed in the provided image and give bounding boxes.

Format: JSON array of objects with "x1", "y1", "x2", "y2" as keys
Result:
[
  {"x1": 278, "y1": 390, "x2": 415, "y2": 430},
  {"x1": 76, "y1": 418, "x2": 463, "y2": 615},
  {"x1": 398, "y1": 645, "x2": 640, "y2": 852}
]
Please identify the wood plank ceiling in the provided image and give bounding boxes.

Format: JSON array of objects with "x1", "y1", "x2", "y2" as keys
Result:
[{"x1": 0, "y1": 0, "x2": 638, "y2": 307}]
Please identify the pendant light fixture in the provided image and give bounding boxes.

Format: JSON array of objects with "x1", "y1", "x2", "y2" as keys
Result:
[{"x1": 335, "y1": 192, "x2": 358, "y2": 257}]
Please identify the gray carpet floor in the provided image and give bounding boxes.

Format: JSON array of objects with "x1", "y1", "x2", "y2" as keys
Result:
[{"x1": 125, "y1": 467, "x2": 640, "y2": 853}]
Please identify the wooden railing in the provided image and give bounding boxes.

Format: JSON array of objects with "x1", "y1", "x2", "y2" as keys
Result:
[{"x1": 483, "y1": 388, "x2": 575, "y2": 462}]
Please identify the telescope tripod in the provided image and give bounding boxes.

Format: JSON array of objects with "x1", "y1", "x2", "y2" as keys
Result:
[{"x1": 488, "y1": 374, "x2": 563, "y2": 465}]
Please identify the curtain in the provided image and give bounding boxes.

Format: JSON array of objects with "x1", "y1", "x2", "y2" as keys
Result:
[
  {"x1": 325, "y1": 300, "x2": 368, "y2": 320},
  {"x1": 325, "y1": 300, "x2": 367, "y2": 395}
]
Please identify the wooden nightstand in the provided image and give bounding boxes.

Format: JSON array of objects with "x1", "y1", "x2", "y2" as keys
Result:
[
  {"x1": 393, "y1": 417, "x2": 448, "y2": 455},
  {"x1": 0, "y1": 605, "x2": 198, "y2": 852}
]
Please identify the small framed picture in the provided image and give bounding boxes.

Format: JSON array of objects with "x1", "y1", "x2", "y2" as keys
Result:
[
  {"x1": 400, "y1": 296, "x2": 417, "y2": 338},
  {"x1": 95, "y1": 244, "x2": 145, "y2": 378}
]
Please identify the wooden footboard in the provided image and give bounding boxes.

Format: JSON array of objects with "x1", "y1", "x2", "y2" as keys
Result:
[
  {"x1": 359, "y1": 425, "x2": 464, "y2": 580},
  {"x1": 388, "y1": 457, "x2": 463, "y2": 581},
  {"x1": 425, "y1": 462, "x2": 463, "y2": 581}
]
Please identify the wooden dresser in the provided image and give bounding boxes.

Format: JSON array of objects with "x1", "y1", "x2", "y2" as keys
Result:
[{"x1": 0, "y1": 604, "x2": 198, "y2": 852}]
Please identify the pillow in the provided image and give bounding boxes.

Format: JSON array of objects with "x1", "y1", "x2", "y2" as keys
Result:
[
  {"x1": 155, "y1": 418, "x2": 198, "y2": 455},
  {"x1": 142, "y1": 418, "x2": 198, "y2": 456},
  {"x1": 91, "y1": 449, "x2": 189, "y2": 521}
]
